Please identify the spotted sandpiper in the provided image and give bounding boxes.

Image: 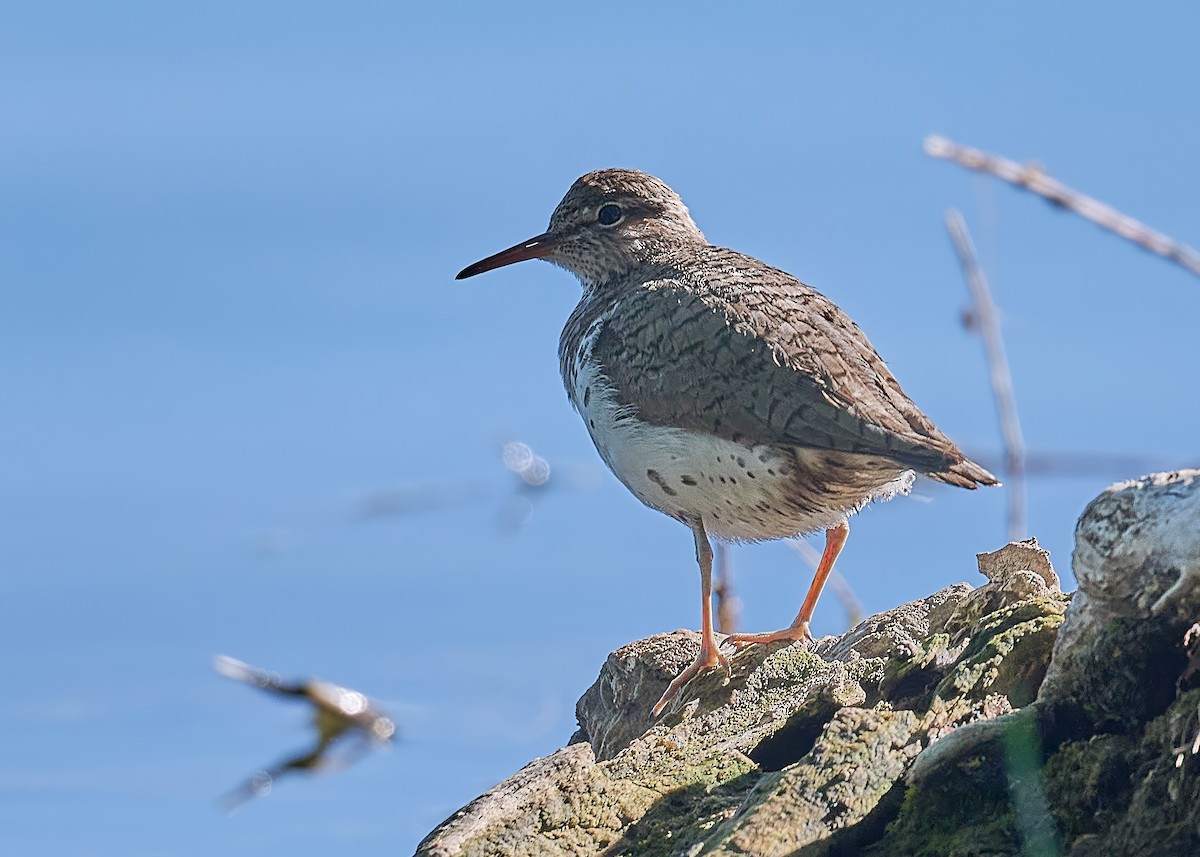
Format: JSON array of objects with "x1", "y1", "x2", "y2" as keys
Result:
[{"x1": 457, "y1": 169, "x2": 998, "y2": 716}]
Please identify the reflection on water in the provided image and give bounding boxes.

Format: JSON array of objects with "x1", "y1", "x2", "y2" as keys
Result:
[{"x1": 214, "y1": 656, "x2": 396, "y2": 812}]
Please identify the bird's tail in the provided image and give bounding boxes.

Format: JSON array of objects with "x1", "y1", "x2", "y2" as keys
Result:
[{"x1": 928, "y1": 456, "x2": 1001, "y2": 489}]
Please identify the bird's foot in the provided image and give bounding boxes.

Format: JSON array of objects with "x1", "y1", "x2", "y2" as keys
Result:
[
  {"x1": 651, "y1": 636, "x2": 731, "y2": 717},
  {"x1": 725, "y1": 620, "x2": 814, "y2": 648}
]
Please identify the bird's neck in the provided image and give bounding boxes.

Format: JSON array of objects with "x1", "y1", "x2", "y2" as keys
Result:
[{"x1": 569, "y1": 241, "x2": 707, "y2": 298}]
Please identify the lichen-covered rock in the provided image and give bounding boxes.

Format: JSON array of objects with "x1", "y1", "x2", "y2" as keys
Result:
[
  {"x1": 1070, "y1": 470, "x2": 1200, "y2": 618},
  {"x1": 1046, "y1": 687, "x2": 1200, "y2": 856},
  {"x1": 1041, "y1": 470, "x2": 1200, "y2": 732},
  {"x1": 877, "y1": 472, "x2": 1200, "y2": 857},
  {"x1": 416, "y1": 475, "x2": 1200, "y2": 856},
  {"x1": 416, "y1": 542, "x2": 1065, "y2": 856},
  {"x1": 876, "y1": 705, "x2": 1062, "y2": 857},
  {"x1": 701, "y1": 707, "x2": 922, "y2": 856},
  {"x1": 937, "y1": 539, "x2": 1060, "y2": 639}
]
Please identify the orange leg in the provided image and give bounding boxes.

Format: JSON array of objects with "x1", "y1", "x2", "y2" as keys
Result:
[
  {"x1": 726, "y1": 520, "x2": 850, "y2": 646},
  {"x1": 651, "y1": 518, "x2": 731, "y2": 717}
]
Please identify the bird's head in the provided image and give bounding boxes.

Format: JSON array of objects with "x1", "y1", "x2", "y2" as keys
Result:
[{"x1": 456, "y1": 169, "x2": 705, "y2": 289}]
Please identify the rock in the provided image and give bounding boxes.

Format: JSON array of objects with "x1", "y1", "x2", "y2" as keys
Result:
[
  {"x1": 417, "y1": 543, "x2": 1067, "y2": 856},
  {"x1": 888, "y1": 472, "x2": 1200, "y2": 857},
  {"x1": 1071, "y1": 470, "x2": 1200, "y2": 618},
  {"x1": 415, "y1": 473, "x2": 1200, "y2": 855},
  {"x1": 699, "y1": 707, "x2": 922, "y2": 856},
  {"x1": 1040, "y1": 470, "x2": 1200, "y2": 732}
]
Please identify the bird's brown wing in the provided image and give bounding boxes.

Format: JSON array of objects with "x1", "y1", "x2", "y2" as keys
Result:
[{"x1": 590, "y1": 250, "x2": 992, "y2": 485}]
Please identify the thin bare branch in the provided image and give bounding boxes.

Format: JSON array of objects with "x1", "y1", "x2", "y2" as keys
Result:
[
  {"x1": 925, "y1": 135, "x2": 1200, "y2": 280},
  {"x1": 972, "y1": 449, "x2": 1197, "y2": 479},
  {"x1": 713, "y1": 542, "x2": 740, "y2": 634},
  {"x1": 945, "y1": 210, "x2": 1027, "y2": 541}
]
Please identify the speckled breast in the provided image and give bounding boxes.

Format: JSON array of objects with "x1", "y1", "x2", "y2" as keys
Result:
[{"x1": 565, "y1": 346, "x2": 909, "y2": 543}]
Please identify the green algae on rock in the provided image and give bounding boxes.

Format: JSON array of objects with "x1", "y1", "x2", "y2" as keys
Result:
[{"x1": 416, "y1": 472, "x2": 1200, "y2": 856}]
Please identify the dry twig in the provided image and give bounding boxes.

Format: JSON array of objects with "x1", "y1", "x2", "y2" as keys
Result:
[
  {"x1": 945, "y1": 210, "x2": 1027, "y2": 541},
  {"x1": 713, "y1": 543, "x2": 741, "y2": 634},
  {"x1": 925, "y1": 135, "x2": 1200, "y2": 280}
]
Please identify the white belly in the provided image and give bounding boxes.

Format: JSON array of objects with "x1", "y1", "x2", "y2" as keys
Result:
[{"x1": 570, "y1": 353, "x2": 912, "y2": 541}]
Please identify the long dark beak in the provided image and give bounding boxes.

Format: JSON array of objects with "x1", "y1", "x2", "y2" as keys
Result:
[{"x1": 456, "y1": 232, "x2": 555, "y2": 280}]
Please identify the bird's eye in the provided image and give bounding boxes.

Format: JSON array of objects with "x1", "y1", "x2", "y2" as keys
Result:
[{"x1": 597, "y1": 204, "x2": 623, "y2": 226}]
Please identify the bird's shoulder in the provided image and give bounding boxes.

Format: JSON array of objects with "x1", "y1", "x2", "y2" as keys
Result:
[{"x1": 602, "y1": 244, "x2": 897, "y2": 410}]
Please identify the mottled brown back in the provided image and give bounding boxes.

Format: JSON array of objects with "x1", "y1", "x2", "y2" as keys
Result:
[{"x1": 561, "y1": 243, "x2": 997, "y2": 488}]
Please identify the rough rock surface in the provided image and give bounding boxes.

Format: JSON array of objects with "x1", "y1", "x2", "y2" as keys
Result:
[{"x1": 416, "y1": 472, "x2": 1200, "y2": 856}]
